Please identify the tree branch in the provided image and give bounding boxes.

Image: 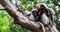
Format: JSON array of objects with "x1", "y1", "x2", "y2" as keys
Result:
[
  {"x1": 0, "y1": 8, "x2": 5, "y2": 10},
  {"x1": 0, "y1": 0, "x2": 42, "y2": 32}
]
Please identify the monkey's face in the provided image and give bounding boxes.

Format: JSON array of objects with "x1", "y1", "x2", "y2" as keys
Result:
[
  {"x1": 36, "y1": 4, "x2": 46, "y2": 11},
  {"x1": 36, "y1": 4, "x2": 46, "y2": 13},
  {"x1": 32, "y1": 9, "x2": 40, "y2": 20},
  {"x1": 32, "y1": 10, "x2": 38, "y2": 16},
  {"x1": 36, "y1": 3, "x2": 46, "y2": 10}
]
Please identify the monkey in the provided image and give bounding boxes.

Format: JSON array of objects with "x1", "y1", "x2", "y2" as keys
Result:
[
  {"x1": 31, "y1": 8, "x2": 38, "y2": 21},
  {"x1": 35, "y1": 3, "x2": 55, "y2": 26},
  {"x1": 25, "y1": 8, "x2": 40, "y2": 21},
  {"x1": 35, "y1": 3, "x2": 57, "y2": 32},
  {"x1": 32, "y1": 3, "x2": 56, "y2": 32}
]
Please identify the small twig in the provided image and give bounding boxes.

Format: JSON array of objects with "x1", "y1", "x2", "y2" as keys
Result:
[{"x1": 0, "y1": 8, "x2": 5, "y2": 10}]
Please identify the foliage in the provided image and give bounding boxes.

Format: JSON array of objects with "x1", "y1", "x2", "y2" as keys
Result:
[
  {"x1": 0, "y1": 10, "x2": 13, "y2": 32},
  {"x1": 0, "y1": 0, "x2": 60, "y2": 32},
  {"x1": 0, "y1": 4, "x2": 31, "y2": 32}
]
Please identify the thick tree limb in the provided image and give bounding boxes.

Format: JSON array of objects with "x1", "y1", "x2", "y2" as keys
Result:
[
  {"x1": 16, "y1": 5, "x2": 27, "y2": 16},
  {"x1": 0, "y1": 0, "x2": 42, "y2": 32}
]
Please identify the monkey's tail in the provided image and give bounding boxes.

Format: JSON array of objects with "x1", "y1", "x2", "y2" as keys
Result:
[{"x1": 37, "y1": 22, "x2": 45, "y2": 32}]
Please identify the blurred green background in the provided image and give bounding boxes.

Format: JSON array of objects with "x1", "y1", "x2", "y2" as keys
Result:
[{"x1": 0, "y1": 0, "x2": 60, "y2": 32}]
